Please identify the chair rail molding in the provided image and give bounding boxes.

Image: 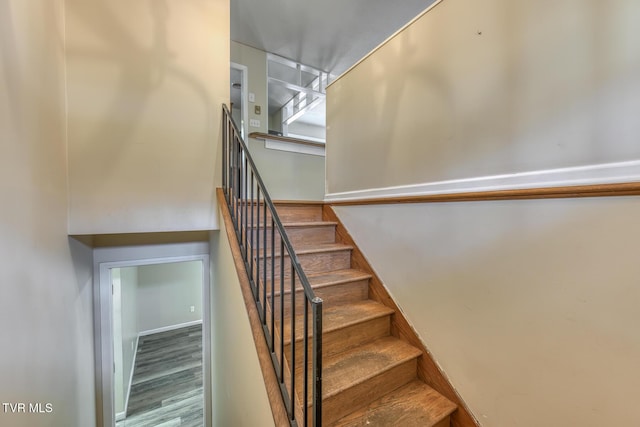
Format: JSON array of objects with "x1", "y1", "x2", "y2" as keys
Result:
[{"x1": 325, "y1": 159, "x2": 640, "y2": 203}]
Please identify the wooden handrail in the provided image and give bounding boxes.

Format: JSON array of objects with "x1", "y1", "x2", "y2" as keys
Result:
[
  {"x1": 249, "y1": 132, "x2": 326, "y2": 148},
  {"x1": 326, "y1": 182, "x2": 640, "y2": 206}
]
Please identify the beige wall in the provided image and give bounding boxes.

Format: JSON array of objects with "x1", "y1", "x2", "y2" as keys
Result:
[
  {"x1": 334, "y1": 198, "x2": 640, "y2": 426},
  {"x1": 210, "y1": 221, "x2": 274, "y2": 427},
  {"x1": 66, "y1": 0, "x2": 230, "y2": 234},
  {"x1": 327, "y1": 0, "x2": 640, "y2": 197},
  {"x1": 232, "y1": 42, "x2": 325, "y2": 200},
  {"x1": 326, "y1": 0, "x2": 640, "y2": 426},
  {"x1": 0, "y1": 1, "x2": 95, "y2": 426}
]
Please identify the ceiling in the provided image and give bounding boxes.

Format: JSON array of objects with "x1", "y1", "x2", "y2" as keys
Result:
[
  {"x1": 231, "y1": 0, "x2": 436, "y2": 76},
  {"x1": 231, "y1": 0, "x2": 436, "y2": 131}
]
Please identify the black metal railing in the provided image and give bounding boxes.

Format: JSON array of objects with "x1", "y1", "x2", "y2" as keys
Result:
[{"x1": 222, "y1": 104, "x2": 322, "y2": 426}]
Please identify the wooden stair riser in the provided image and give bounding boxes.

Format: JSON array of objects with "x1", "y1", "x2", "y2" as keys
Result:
[
  {"x1": 284, "y1": 315, "x2": 392, "y2": 370},
  {"x1": 243, "y1": 275, "x2": 369, "y2": 322},
  {"x1": 272, "y1": 279, "x2": 369, "y2": 318},
  {"x1": 247, "y1": 224, "x2": 337, "y2": 251},
  {"x1": 245, "y1": 204, "x2": 323, "y2": 223},
  {"x1": 259, "y1": 249, "x2": 352, "y2": 278},
  {"x1": 312, "y1": 359, "x2": 419, "y2": 426}
]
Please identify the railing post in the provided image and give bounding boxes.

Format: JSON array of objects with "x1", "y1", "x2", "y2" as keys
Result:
[{"x1": 290, "y1": 262, "x2": 296, "y2": 422}]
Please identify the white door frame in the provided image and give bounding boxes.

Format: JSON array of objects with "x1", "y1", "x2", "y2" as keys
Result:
[
  {"x1": 230, "y1": 61, "x2": 249, "y2": 139},
  {"x1": 95, "y1": 253, "x2": 211, "y2": 427}
]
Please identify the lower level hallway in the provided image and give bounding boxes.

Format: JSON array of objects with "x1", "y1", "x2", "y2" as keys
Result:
[{"x1": 117, "y1": 324, "x2": 203, "y2": 427}]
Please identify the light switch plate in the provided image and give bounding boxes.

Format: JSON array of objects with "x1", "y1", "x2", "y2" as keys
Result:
[
  {"x1": 249, "y1": 92, "x2": 255, "y2": 102},
  {"x1": 250, "y1": 119, "x2": 260, "y2": 127}
]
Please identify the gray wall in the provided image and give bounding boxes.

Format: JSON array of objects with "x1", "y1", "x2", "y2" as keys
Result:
[
  {"x1": 326, "y1": 0, "x2": 640, "y2": 425},
  {"x1": 0, "y1": 1, "x2": 95, "y2": 425},
  {"x1": 136, "y1": 261, "x2": 203, "y2": 333}
]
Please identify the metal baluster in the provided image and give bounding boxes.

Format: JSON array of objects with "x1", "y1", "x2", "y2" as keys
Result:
[
  {"x1": 312, "y1": 299, "x2": 322, "y2": 427},
  {"x1": 250, "y1": 172, "x2": 254, "y2": 294},
  {"x1": 243, "y1": 154, "x2": 248, "y2": 261},
  {"x1": 279, "y1": 238, "x2": 285, "y2": 383},
  {"x1": 235, "y1": 139, "x2": 240, "y2": 234},
  {"x1": 256, "y1": 187, "x2": 261, "y2": 304},
  {"x1": 222, "y1": 114, "x2": 227, "y2": 192},
  {"x1": 263, "y1": 202, "x2": 267, "y2": 325},
  {"x1": 271, "y1": 217, "x2": 275, "y2": 351},
  {"x1": 303, "y1": 300, "x2": 309, "y2": 426},
  {"x1": 290, "y1": 263, "x2": 296, "y2": 422}
]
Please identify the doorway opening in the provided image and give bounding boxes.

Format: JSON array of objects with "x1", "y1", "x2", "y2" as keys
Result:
[
  {"x1": 96, "y1": 253, "x2": 211, "y2": 427},
  {"x1": 230, "y1": 62, "x2": 248, "y2": 139}
]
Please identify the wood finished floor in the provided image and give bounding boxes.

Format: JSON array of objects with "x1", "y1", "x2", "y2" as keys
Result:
[{"x1": 117, "y1": 324, "x2": 203, "y2": 427}]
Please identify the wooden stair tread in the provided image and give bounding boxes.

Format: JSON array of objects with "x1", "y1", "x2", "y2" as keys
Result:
[
  {"x1": 319, "y1": 336, "x2": 422, "y2": 399},
  {"x1": 271, "y1": 268, "x2": 372, "y2": 294},
  {"x1": 258, "y1": 243, "x2": 353, "y2": 258},
  {"x1": 247, "y1": 221, "x2": 337, "y2": 229},
  {"x1": 239, "y1": 199, "x2": 324, "y2": 205},
  {"x1": 332, "y1": 380, "x2": 457, "y2": 427},
  {"x1": 283, "y1": 300, "x2": 394, "y2": 344}
]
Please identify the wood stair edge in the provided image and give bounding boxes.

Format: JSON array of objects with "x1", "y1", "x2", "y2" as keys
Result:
[
  {"x1": 255, "y1": 243, "x2": 353, "y2": 259},
  {"x1": 246, "y1": 221, "x2": 338, "y2": 229},
  {"x1": 283, "y1": 302, "x2": 395, "y2": 346},
  {"x1": 270, "y1": 269, "x2": 372, "y2": 296}
]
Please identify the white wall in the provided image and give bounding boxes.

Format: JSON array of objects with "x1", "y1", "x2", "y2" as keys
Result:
[
  {"x1": 325, "y1": 1, "x2": 640, "y2": 426},
  {"x1": 288, "y1": 121, "x2": 326, "y2": 140},
  {"x1": 0, "y1": 1, "x2": 95, "y2": 426},
  {"x1": 66, "y1": 0, "x2": 230, "y2": 234},
  {"x1": 327, "y1": 0, "x2": 640, "y2": 198},
  {"x1": 232, "y1": 41, "x2": 325, "y2": 200},
  {"x1": 210, "y1": 221, "x2": 274, "y2": 426},
  {"x1": 136, "y1": 261, "x2": 203, "y2": 332}
]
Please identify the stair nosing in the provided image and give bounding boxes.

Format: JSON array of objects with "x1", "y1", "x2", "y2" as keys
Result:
[
  {"x1": 270, "y1": 269, "x2": 372, "y2": 296},
  {"x1": 256, "y1": 243, "x2": 353, "y2": 258},
  {"x1": 247, "y1": 221, "x2": 337, "y2": 229}
]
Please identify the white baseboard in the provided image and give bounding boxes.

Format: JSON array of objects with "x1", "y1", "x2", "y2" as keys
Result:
[
  {"x1": 138, "y1": 320, "x2": 203, "y2": 337},
  {"x1": 324, "y1": 159, "x2": 640, "y2": 202}
]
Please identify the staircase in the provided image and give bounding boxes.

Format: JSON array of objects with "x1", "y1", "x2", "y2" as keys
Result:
[{"x1": 258, "y1": 201, "x2": 457, "y2": 426}]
